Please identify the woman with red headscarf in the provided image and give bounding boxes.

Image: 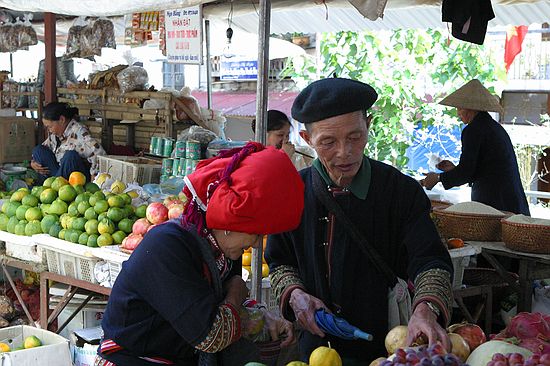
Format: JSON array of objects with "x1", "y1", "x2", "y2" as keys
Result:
[{"x1": 96, "y1": 142, "x2": 305, "y2": 366}]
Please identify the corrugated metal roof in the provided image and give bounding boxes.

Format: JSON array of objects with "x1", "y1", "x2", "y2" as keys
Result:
[
  {"x1": 192, "y1": 90, "x2": 298, "y2": 117},
  {"x1": 223, "y1": 1, "x2": 550, "y2": 33}
]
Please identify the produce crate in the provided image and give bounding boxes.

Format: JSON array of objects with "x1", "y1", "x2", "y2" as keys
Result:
[
  {"x1": 98, "y1": 155, "x2": 162, "y2": 185},
  {"x1": 448, "y1": 244, "x2": 477, "y2": 289},
  {"x1": 93, "y1": 245, "x2": 131, "y2": 287},
  {"x1": 0, "y1": 325, "x2": 72, "y2": 366},
  {"x1": 34, "y1": 234, "x2": 102, "y2": 284},
  {"x1": 0, "y1": 230, "x2": 46, "y2": 264}
]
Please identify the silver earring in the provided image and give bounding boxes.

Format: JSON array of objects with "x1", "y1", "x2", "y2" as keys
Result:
[{"x1": 224, "y1": 230, "x2": 230, "y2": 236}]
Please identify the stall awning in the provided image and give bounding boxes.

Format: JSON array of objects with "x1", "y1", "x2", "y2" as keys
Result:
[{"x1": 0, "y1": 0, "x2": 548, "y2": 30}]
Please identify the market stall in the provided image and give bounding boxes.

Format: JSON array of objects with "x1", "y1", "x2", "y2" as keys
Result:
[{"x1": 0, "y1": 1, "x2": 549, "y2": 365}]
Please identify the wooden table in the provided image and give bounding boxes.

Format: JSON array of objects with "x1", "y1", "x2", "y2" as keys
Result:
[
  {"x1": 467, "y1": 241, "x2": 550, "y2": 312},
  {"x1": 40, "y1": 271, "x2": 110, "y2": 333},
  {"x1": 0, "y1": 254, "x2": 48, "y2": 326}
]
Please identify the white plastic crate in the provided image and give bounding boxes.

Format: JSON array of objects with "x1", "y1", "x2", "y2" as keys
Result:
[
  {"x1": 93, "y1": 246, "x2": 130, "y2": 286},
  {"x1": 98, "y1": 155, "x2": 162, "y2": 185},
  {"x1": 449, "y1": 244, "x2": 477, "y2": 289},
  {"x1": 34, "y1": 234, "x2": 102, "y2": 284},
  {"x1": 0, "y1": 325, "x2": 72, "y2": 366},
  {"x1": 0, "y1": 230, "x2": 46, "y2": 264}
]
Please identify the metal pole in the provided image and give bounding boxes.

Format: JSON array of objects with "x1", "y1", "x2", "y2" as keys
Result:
[
  {"x1": 205, "y1": 20, "x2": 213, "y2": 109},
  {"x1": 251, "y1": 0, "x2": 271, "y2": 302},
  {"x1": 9, "y1": 53, "x2": 13, "y2": 77}
]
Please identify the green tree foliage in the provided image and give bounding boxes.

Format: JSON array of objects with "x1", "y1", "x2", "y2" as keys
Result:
[{"x1": 282, "y1": 29, "x2": 507, "y2": 169}]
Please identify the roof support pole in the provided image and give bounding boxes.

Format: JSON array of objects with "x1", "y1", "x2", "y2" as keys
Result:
[
  {"x1": 251, "y1": 0, "x2": 271, "y2": 302},
  {"x1": 205, "y1": 19, "x2": 213, "y2": 109},
  {"x1": 44, "y1": 12, "x2": 57, "y2": 104}
]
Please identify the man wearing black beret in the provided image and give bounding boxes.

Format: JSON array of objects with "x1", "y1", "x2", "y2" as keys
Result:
[{"x1": 265, "y1": 78, "x2": 454, "y2": 363}]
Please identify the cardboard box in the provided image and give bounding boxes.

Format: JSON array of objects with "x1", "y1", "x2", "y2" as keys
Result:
[
  {"x1": 0, "y1": 117, "x2": 36, "y2": 164},
  {"x1": 0, "y1": 325, "x2": 72, "y2": 366}
]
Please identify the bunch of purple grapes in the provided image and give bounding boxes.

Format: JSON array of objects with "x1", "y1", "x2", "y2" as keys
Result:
[
  {"x1": 380, "y1": 344, "x2": 469, "y2": 366},
  {"x1": 487, "y1": 353, "x2": 550, "y2": 366}
]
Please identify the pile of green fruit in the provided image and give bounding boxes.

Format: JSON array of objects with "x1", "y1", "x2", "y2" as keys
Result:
[{"x1": 0, "y1": 176, "x2": 148, "y2": 248}]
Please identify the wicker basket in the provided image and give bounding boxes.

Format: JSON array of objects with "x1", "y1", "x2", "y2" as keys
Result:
[
  {"x1": 430, "y1": 200, "x2": 452, "y2": 211},
  {"x1": 432, "y1": 208, "x2": 510, "y2": 241},
  {"x1": 502, "y1": 219, "x2": 550, "y2": 254},
  {"x1": 462, "y1": 267, "x2": 518, "y2": 306}
]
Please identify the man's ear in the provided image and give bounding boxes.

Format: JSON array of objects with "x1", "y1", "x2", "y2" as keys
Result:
[{"x1": 299, "y1": 130, "x2": 312, "y2": 146}]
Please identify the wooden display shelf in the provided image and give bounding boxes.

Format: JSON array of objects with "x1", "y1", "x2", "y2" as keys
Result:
[{"x1": 57, "y1": 87, "x2": 199, "y2": 152}]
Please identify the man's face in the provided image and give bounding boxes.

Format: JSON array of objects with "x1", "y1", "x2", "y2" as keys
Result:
[{"x1": 300, "y1": 110, "x2": 370, "y2": 187}]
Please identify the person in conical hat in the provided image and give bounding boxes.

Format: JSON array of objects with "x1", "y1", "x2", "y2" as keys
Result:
[{"x1": 422, "y1": 79, "x2": 530, "y2": 215}]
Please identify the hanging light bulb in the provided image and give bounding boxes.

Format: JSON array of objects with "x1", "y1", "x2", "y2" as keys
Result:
[{"x1": 223, "y1": 27, "x2": 235, "y2": 58}]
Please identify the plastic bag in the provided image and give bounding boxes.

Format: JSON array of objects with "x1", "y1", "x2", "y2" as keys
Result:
[
  {"x1": 66, "y1": 17, "x2": 88, "y2": 56},
  {"x1": 177, "y1": 125, "x2": 219, "y2": 146},
  {"x1": 93, "y1": 18, "x2": 116, "y2": 50},
  {"x1": 66, "y1": 17, "x2": 116, "y2": 58},
  {"x1": 18, "y1": 14, "x2": 37, "y2": 49},
  {"x1": 117, "y1": 66, "x2": 148, "y2": 94},
  {"x1": 159, "y1": 177, "x2": 185, "y2": 196},
  {"x1": 200, "y1": 107, "x2": 226, "y2": 138},
  {"x1": 239, "y1": 307, "x2": 270, "y2": 343}
]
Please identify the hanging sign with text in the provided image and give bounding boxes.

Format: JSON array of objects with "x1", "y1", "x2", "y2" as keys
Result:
[
  {"x1": 165, "y1": 6, "x2": 202, "y2": 64},
  {"x1": 220, "y1": 57, "x2": 258, "y2": 80}
]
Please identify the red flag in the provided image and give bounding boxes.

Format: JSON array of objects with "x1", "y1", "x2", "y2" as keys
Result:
[{"x1": 504, "y1": 25, "x2": 528, "y2": 73}]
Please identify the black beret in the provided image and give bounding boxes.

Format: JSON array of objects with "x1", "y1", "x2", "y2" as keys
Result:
[{"x1": 291, "y1": 78, "x2": 378, "y2": 124}]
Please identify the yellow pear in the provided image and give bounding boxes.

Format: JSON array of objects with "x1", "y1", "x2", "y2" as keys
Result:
[
  {"x1": 96, "y1": 173, "x2": 111, "y2": 187},
  {"x1": 110, "y1": 180, "x2": 126, "y2": 194}
]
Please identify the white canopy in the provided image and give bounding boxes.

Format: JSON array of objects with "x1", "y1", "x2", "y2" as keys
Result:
[{"x1": 0, "y1": 0, "x2": 548, "y2": 28}]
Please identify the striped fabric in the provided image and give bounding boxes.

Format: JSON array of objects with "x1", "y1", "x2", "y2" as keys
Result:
[{"x1": 98, "y1": 339, "x2": 175, "y2": 365}]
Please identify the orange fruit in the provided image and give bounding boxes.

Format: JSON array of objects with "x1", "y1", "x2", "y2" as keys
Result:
[
  {"x1": 242, "y1": 252, "x2": 252, "y2": 266},
  {"x1": 447, "y1": 238, "x2": 465, "y2": 249},
  {"x1": 69, "y1": 171, "x2": 86, "y2": 186}
]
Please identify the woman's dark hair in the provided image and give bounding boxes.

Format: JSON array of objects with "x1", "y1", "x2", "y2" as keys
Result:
[
  {"x1": 43, "y1": 102, "x2": 79, "y2": 121},
  {"x1": 251, "y1": 110, "x2": 291, "y2": 133}
]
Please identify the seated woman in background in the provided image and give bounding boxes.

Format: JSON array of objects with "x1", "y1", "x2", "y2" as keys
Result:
[
  {"x1": 31, "y1": 102, "x2": 106, "y2": 183},
  {"x1": 251, "y1": 109, "x2": 314, "y2": 170}
]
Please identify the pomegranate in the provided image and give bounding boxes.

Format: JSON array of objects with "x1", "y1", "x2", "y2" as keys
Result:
[
  {"x1": 163, "y1": 195, "x2": 178, "y2": 207},
  {"x1": 147, "y1": 224, "x2": 157, "y2": 232},
  {"x1": 165, "y1": 199, "x2": 184, "y2": 209},
  {"x1": 122, "y1": 233, "x2": 143, "y2": 250},
  {"x1": 132, "y1": 218, "x2": 151, "y2": 235},
  {"x1": 168, "y1": 204, "x2": 184, "y2": 219},
  {"x1": 448, "y1": 322, "x2": 486, "y2": 351},
  {"x1": 146, "y1": 202, "x2": 169, "y2": 224},
  {"x1": 508, "y1": 312, "x2": 550, "y2": 340}
]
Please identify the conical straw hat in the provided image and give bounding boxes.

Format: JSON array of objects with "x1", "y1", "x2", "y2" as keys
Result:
[{"x1": 439, "y1": 79, "x2": 504, "y2": 114}]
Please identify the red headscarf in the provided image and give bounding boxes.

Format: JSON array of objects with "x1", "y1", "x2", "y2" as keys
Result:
[{"x1": 182, "y1": 142, "x2": 304, "y2": 235}]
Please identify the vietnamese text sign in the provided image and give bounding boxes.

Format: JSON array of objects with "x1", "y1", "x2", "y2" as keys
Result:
[
  {"x1": 220, "y1": 57, "x2": 258, "y2": 80},
  {"x1": 165, "y1": 6, "x2": 202, "y2": 64}
]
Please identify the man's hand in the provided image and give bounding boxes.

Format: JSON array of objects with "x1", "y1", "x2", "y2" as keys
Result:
[
  {"x1": 420, "y1": 173, "x2": 440, "y2": 190},
  {"x1": 406, "y1": 302, "x2": 450, "y2": 351},
  {"x1": 31, "y1": 160, "x2": 49, "y2": 175},
  {"x1": 223, "y1": 275, "x2": 249, "y2": 309},
  {"x1": 289, "y1": 288, "x2": 328, "y2": 337},
  {"x1": 436, "y1": 160, "x2": 455, "y2": 172},
  {"x1": 263, "y1": 310, "x2": 296, "y2": 347}
]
